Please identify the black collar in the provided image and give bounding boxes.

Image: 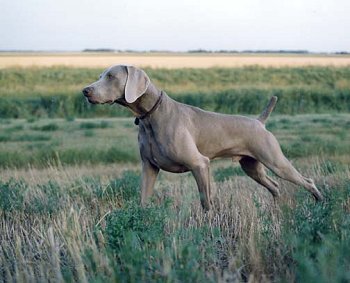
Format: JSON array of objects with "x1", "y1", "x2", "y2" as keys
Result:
[{"x1": 134, "y1": 91, "x2": 163, "y2": 125}]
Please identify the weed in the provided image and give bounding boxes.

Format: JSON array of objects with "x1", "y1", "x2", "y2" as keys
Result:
[
  {"x1": 27, "y1": 181, "x2": 64, "y2": 214},
  {"x1": 84, "y1": 130, "x2": 95, "y2": 137},
  {"x1": 66, "y1": 116, "x2": 75, "y2": 122},
  {"x1": 214, "y1": 166, "x2": 245, "y2": 182},
  {"x1": 27, "y1": 117, "x2": 37, "y2": 123},
  {"x1": 279, "y1": 183, "x2": 350, "y2": 282},
  {"x1": 104, "y1": 200, "x2": 219, "y2": 282},
  {"x1": 80, "y1": 121, "x2": 112, "y2": 129},
  {"x1": 0, "y1": 161, "x2": 349, "y2": 282},
  {"x1": 16, "y1": 134, "x2": 51, "y2": 142},
  {"x1": 32, "y1": 123, "x2": 59, "y2": 131},
  {"x1": 105, "y1": 171, "x2": 140, "y2": 201},
  {"x1": 0, "y1": 179, "x2": 25, "y2": 212},
  {"x1": 4, "y1": 125, "x2": 24, "y2": 132}
]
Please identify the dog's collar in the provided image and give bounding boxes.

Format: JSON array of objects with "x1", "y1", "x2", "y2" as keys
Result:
[{"x1": 134, "y1": 91, "x2": 163, "y2": 125}]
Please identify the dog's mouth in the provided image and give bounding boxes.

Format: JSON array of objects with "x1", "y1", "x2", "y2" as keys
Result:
[
  {"x1": 86, "y1": 97, "x2": 99, "y2": 104},
  {"x1": 85, "y1": 96, "x2": 115, "y2": 105},
  {"x1": 102, "y1": 100, "x2": 115, "y2": 105}
]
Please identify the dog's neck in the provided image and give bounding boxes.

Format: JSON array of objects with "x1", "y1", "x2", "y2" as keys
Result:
[{"x1": 126, "y1": 82, "x2": 163, "y2": 118}]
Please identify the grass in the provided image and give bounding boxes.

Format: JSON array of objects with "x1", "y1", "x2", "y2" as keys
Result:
[
  {"x1": 0, "y1": 65, "x2": 349, "y2": 281},
  {"x1": 0, "y1": 114, "x2": 349, "y2": 281},
  {"x1": 0, "y1": 159, "x2": 349, "y2": 282},
  {"x1": 79, "y1": 120, "x2": 112, "y2": 129},
  {"x1": 0, "y1": 118, "x2": 139, "y2": 168},
  {"x1": 31, "y1": 122, "x2": 59, "y2": 131},
  {"x1": 0, "y1": 66, "x2": 350, "y2": 118},
  {"x1": 0, "y1": 114, "x2": 348, "y2": 278},
  {"x1": 0, "y1": 114, "x2": 349, "y2": 168}
]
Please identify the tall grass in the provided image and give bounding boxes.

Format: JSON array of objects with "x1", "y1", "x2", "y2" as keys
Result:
[
  {"x1": 0, "y1": 66, "x2": 349, "y2": 118},
  {"x1": 0, "y1": 161, "x2": 349, "y2": 282},
  {"x1": 1, "y1": 65, "x2": 349, "y2": 281}
]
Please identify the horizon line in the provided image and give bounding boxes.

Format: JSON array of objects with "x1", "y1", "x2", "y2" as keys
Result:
[{"x1": 0, "y1": 49, "x2": 349, "y2": 55}]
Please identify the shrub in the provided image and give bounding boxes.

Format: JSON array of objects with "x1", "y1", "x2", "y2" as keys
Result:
[
  {"x1": 0, "y1": 179, "x2": 67, "y2": 215},
  {"x1": 26, "y1": 181, "x2": 64, "y2": 214},
  {"x1": 104, "y1": 200, "x2": 219, "y2": 282},
  {"x1": 93, "y1": 170, "x2": 140, "y2": 201},
  {"x1": 105, "y1": 171, "x2": 140, "y2": 201},
  {"x1": 0, "y1": 179, "x2": 26, "y2": 212},
  {"x1": 256, "y1": 180, "x2": 350, "y2": 282}
]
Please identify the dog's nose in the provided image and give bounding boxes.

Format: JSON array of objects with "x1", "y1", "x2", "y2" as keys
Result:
[{"x1": 82, "y1": 87, "x2": 93, "y2": 97}]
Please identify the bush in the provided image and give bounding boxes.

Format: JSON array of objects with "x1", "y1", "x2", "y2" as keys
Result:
[
  {"x1": 256, "y1": 180, "x2": 350, "y2": 282},
  {"x1": 0, "y1": 179, "x2": 25, "y2": 212},
  {"x1": 0, "y1": 179, "x2": 63, "y2": 215},
  {"x1": 104, "y1": 200, "x2": 220, "y2": 282},
  {"x1": 282, "y1": 183, "x2": 350, "y2": 282},
  {"x1": 93, "y1": 170, "x2": 140, "y2": 201}
]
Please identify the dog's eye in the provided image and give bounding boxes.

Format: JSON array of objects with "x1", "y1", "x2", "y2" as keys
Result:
[{"x1": 107, "y1": 73, "x2": 113, "y2": 80}]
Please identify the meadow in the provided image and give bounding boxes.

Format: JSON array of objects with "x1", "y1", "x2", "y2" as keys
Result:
[
  {"x1": 0, "y1": 62, "x2": 350, "y2": 282},
  {"x1": 1, "y1": 66, "x2": 350, "y2": 118}
]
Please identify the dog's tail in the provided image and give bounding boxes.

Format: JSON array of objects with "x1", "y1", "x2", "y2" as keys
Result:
[{"x1": 257, "y1": 96, "x2": 278, "y2": 124}]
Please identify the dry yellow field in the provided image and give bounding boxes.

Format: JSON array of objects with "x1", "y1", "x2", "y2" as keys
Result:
[{"x1": 1, "y1": 52, "x2": 350, "y2": 68}]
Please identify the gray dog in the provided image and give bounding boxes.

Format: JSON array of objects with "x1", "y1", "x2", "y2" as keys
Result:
[{"x1": 83, "y1": 65, "x2": 323, "y2": 210}]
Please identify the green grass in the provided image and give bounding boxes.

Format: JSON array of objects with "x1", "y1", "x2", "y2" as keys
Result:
[
  {"x1": 0, "y1": 66, "x2": 350, "y2": 118},
  {"x1": 31, "y1": 122, "x2": 59, "y2": 131},
  {"x1": 79, "y1": 120, "x2": 112, "y2": 129},
  {"x1": 0, "y1": 116, "x2": 349, "y2": 282},
  {"x1": 0, "y1": 114, "x2": 349, "y2": 168},
  {"x1": 0, "y1": 65, "x2": 349, "y2": 281}
]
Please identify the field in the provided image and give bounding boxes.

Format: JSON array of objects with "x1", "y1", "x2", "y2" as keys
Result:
[
  {"x1": 1, "y1": 52, "x2": 350, "y2": 69},
  {"x1": 0, "y1": 56, "x2": 350, "y2": 282},
  {"x1": 1, "y1": 66, "x2": 350, "y2": 119}
]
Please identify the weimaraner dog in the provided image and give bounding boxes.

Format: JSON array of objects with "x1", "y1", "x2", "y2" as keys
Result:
[{"x1": 83, "y1": 65, "x2": 323, "y2": 210}]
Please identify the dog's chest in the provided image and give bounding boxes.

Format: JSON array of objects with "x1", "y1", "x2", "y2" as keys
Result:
[{"x1": 138, "y1": 123, "x2": 188, "y2": 173}]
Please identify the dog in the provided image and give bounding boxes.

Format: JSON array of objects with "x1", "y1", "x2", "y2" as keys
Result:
[{"x1": 83, "y1": 65, "x2": 323, "y2": 210}]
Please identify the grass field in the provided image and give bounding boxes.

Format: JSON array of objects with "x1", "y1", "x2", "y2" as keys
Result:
[
  {"x1": 0, "y1": 60, "x2": 350, "y2": 282},
  {"x1": 1, "y1": 52, "x2": 350, "y2": 69},
  {"x1": 0, "y1": 115, "x2": 349, "y2": 169},
  {"x1": 1, "y1": 66, "x2": 350, "y2": 118},
  {"x1": 0, "y1": 114, "x2": 349, "y2": 282}
]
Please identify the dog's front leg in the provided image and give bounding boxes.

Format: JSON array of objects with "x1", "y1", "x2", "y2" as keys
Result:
[
  {"x1": 191, "y1": 157, "x2": 211, "y2": 211},
  {"x1": 140, "y1": 160, "x2": 159, "y2": 206}
]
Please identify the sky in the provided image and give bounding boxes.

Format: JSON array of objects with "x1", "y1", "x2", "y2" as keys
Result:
[{"x1": 1, "y1": 0, "x2": 349, "y2": 52}]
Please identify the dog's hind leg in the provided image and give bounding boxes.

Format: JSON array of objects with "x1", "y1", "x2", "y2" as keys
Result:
[
  {"x1": 239, "y1": 156, "x2": 280, "y2": 198},
  {"x1": 263, "y1": 155, "x2": 323, "y2": 201},
  {"x1": 253, "y1": 133, "x2": 323, "y2": 201}
]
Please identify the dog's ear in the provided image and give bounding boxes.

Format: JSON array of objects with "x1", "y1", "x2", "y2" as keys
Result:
[{"x1": 125, "y1": 66, "x2": 150, "y2": 103}]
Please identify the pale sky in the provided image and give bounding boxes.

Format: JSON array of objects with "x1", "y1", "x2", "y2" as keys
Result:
[{"x1": 1, "y1": 0, "x2": 349, "y2": 52}]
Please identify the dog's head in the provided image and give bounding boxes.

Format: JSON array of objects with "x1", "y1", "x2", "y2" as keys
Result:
[{"x1": 82, "y1": 65, "x2": 150, "y2": 105}]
